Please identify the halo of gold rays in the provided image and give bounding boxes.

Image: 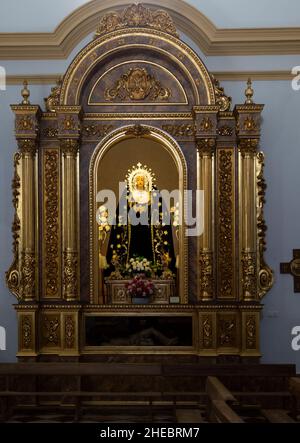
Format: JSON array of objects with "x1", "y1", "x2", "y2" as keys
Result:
[{"x1": 125, "y1": 162, "x2": 156, "y2": 194}]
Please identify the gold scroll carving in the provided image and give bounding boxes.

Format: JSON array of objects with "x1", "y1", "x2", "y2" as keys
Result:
[
  {"x1": 95, "y1": 4, "x2": 178, "y2": 39},
  {"x1": 256, "y1": 152, "x2": 274, "y2": 297},
  {"x1": 21, "y1": 315, "x2": 33, "y2": 350},
  {"x1": 218, "y1": 150, "x2": 234, "y2": 298},
  {"x1": 105, "y1": 67, "x2": 171, "y2": 101},
  {"x1": 6, "y1": 153, "x2": 21, "y2": 299},
  {"x1": 43, "y1": 150, "x2": 60, "y2": 298}
]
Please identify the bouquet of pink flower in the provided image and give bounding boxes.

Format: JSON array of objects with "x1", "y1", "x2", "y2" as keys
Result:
[{"x1": 126, "y1": 274, "x2": 155, "y2": 299}]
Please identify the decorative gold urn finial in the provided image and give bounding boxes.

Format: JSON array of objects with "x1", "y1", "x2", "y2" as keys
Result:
[
  {"x1": 21, "y1": 80, "x2": 30, "y2": 105},
  {"x1": 245, "y1": 78, "x2": 254, "y2": 104}
]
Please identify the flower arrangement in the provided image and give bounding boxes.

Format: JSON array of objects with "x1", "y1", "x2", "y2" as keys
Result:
[
  {"x1": 126, "y1": 256, "x2": 152, "y2": 276},
  {"x1": 170, "y1": 202, "x2": 180, "y2": 227},
  {"x1": 97, "y1": 205, "x2": 111, "y2": 242},
  {"x1": 126, "y1": 274, "x2": 154, "y2": 299}
]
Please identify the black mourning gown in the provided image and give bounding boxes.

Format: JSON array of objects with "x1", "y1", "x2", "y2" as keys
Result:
[{"x1": 104, "y1": 194, "x2": 176, "y2": 276}]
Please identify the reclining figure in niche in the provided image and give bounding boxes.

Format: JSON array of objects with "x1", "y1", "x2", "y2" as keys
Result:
[
  {"x1": 102, "y1": 327, "x2": 179, "y2": 346},
  {"x1": 100, "y1": 162, "x2": 177, "y2": 280}
]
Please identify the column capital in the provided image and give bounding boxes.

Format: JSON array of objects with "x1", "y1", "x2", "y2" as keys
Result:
[
  {"x1": 238, "y1": 138, "x2": 259, "y2": 155},
  {"x1": 60, "y1": 138, "x2": 80, "y2": 157},
  {"x1": 17, "y1": 138, "x2": 38, "y2": 156},
  {"x1": 196, "y1": 138, "x2": 216, "y2": 156}
]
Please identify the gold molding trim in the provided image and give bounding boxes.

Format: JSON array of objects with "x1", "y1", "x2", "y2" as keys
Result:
[
  {"x1": 1, "y1": 1, "x2": 300, "y2": 58},
  {"x1": 5, "y1": 71, "x2": 294, "y2": 87}
]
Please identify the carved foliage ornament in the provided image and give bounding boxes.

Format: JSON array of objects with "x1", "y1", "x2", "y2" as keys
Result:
[
  {"x1": 199, "y1": 252, "x2": 213, "y2": 300},
  {"x1": 218, "y1": 151, "x2": 234, "y2": 298},
  {"x1": 162, "y1": 124, "x2": 194, "y2": 137},
  {"x1": 95, "y1": 4, "x2": 178, "y2": 38},
  {"x1": 239, "y1": 138, "x2": 259, "y2": 154},
  {"x1": 61, "y1": 139, "x2": 79, "y2": 157},
  {"x1": 244, "y1": 116, "x2": 257, "y2": 132},
  {"x1": 211, "y1": 75, "x2": 232, "y2": 112},
  {"x1": 63, "y1": 251, "x2": 78, "y2": 300},
  {"x1": 256, "y1": 152, "x2": 274, "y2": 297},
  {"x1": 241, "y1": 251, "x2": 257, "y2": 300},
  {"x1": 42, "y1": 316, "x2": 60, "y2": 346},
  {"x1": 21, "y1": 251, "x2": 36, "y2": 300},
  {"x1": 197, "y1": 138, "x2": 216, "y2": 155},
  {"x1": 43, "y1": 127, "x2": 58, "y2": 138},
  {"x1": 44, "y1": 151, "x2": 60, "y2": 297},
  {"x1": 44, "y1": 79, "x2": 62, "y2": 113},
  {"x1": 218, "y1": 317, "x2": 237, "y2": 347},
  {"x1": 246, "y1": 315, "x2": 256, "y2": 349},
  {"x1": 82, "y1": 124, "x2": 114, "y2": 138},
  {"x1": 203, "y1": 316, "x2": 213, "y2": 348},
  {"x1": 22, "y1": 316, "x2": 32, "y2": 349},
  {"x1": 105, "y1": 67, "x2": 171, "y2": 102},
  {"x1": 65, "y1": 315, "x2": 75, "y2": 349},
  {"x1": 217, "y1": 125, "x2": 234, "y2": 137},
  {"x1": 199, "y1": 117, "x2": 213, "y2": 133},
  {"x1": 18, "y1": 139, "x2": 37, "y2": 156},
  {"x1": 6, "y1": 153, "x2": 21, "y2": 299},
  {"x1": 125, "y1": 124, "x2": 151, "y2": 138},
  {"x1": 16, "y1": 116, "x2": 34, "y2": 131}
]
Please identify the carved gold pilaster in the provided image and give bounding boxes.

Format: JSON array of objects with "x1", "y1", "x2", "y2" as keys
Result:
[
  {"x1": 61, "y1": 139, "x2": 79, "y2": 301},
  {"x1": 238, "y1": 139, "x2": 258, "y2": 301},
  {"x1": 42, "y1": 149, "x2": 61, "y2": 298},
  {"x1": 197, "y1": 141, "x2": 215, "y2": 301},
  {"x1": 216, "y1": 149, "x2": 235, "y2": 299},
  {"x1": 18, "y1": 139, "x2": 38, "y2": 302}
]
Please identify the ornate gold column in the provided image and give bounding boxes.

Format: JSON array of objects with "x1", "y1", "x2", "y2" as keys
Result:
[
  {"x1": 57, "y1": 107, "x2": 82, "y2": 302},
  {"x1": 235, "y1": 80, "x2": 264, "y2": 301},
  {"x1": 19, "y1": 139, "x2": 38, "y2": 301},
  {"x1": 9, "y1": 82, "x2": 41, "y2": 302},
  {"x1": 194, "y1": 106, "x2": 218, "y2": 301}
]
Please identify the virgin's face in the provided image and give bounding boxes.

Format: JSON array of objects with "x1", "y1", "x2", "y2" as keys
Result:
[{"x1": 135, "y1": 175, "x2": 145, "y2": 190}]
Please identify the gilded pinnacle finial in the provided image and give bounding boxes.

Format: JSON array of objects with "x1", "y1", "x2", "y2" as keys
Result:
[
  {"x1": 245, "y1": 78, "x2": 254, "y2": 104},
  {"x1": 21, "y1": 80, "x2": 30, "y2": 105}
]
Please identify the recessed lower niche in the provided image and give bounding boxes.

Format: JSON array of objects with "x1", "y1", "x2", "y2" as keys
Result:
[{"x1": 85, "y1": 315, "x2": 193, "y2": 347}]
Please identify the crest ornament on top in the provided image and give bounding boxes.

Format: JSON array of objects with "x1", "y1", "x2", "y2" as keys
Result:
[{"x1": 94, "y1": 4, "x2": 179, "y2": 39}]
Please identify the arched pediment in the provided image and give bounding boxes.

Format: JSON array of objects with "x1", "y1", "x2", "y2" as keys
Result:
[{"x1": 59, "y1": 5, "x2": 216, "y2": 110}]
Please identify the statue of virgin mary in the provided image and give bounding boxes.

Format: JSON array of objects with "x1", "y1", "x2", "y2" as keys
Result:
[{"x1": 104, "y1": 162, "x2": 176, "y2": 278}]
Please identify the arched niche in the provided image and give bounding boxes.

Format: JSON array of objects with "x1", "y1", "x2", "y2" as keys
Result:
[{"x1": 89, "y1": 125, "x2": 188, "y2": 304}]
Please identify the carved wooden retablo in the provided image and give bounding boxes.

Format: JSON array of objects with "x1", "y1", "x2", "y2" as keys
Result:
[{"x1": 6, "y1": 4, "x2": 273, "y2": 360}]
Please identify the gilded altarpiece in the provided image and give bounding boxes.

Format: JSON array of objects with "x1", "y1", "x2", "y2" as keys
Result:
[{"x1": 6, "y1": 4, "x2": 273, "y2": 360}]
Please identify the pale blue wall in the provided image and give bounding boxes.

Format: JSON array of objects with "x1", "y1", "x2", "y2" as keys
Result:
[
  {"x1": 0, "y1": 1, "x2": 300, "y2": 370},
  {"x1": 1, "y1": 0, "x2": 300, "y2": 31},
  {"x1": 0, "y1": 85, "x2": 51, "y2": 362}
]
